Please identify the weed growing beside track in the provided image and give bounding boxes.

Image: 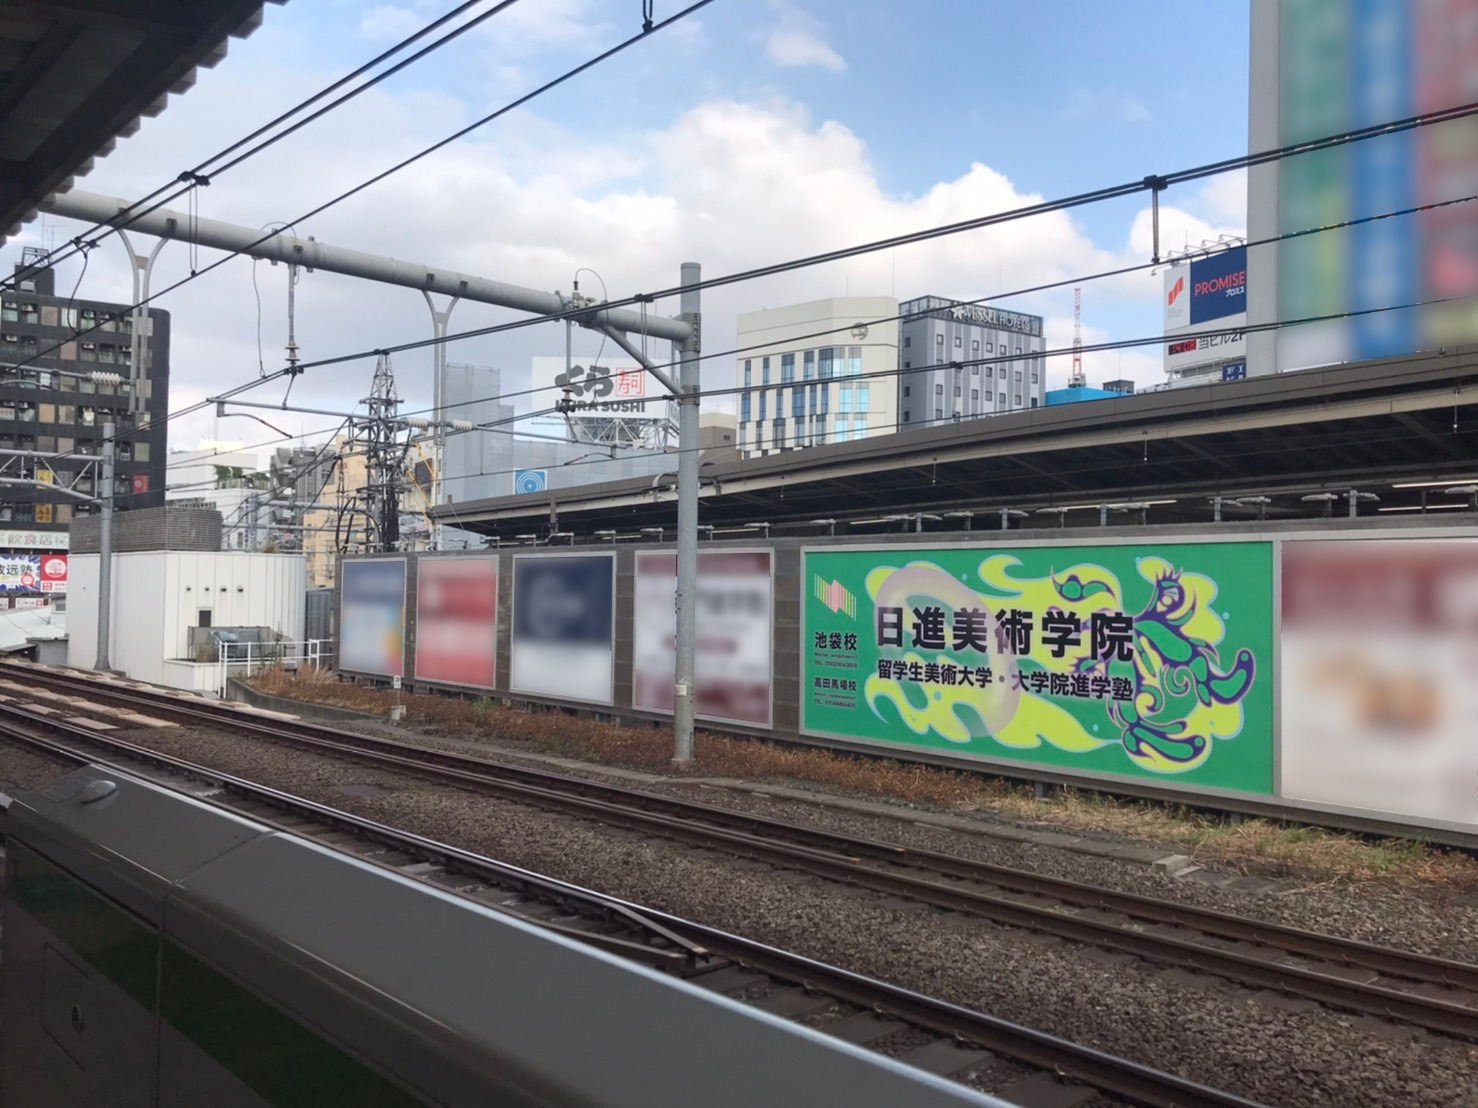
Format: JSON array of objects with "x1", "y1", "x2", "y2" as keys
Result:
[{"x1": 249, "y1": 667, "x2": 1478, "y2": 889}]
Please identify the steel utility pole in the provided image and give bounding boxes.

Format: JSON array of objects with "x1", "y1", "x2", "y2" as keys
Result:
[
  {"x1": 96, "y1": 422, "x2": 115, "y2": 671},
  {"x1": 673, "y1": 262, "x2": 701, "y2": 764}
]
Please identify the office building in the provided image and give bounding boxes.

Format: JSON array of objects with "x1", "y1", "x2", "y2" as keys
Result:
[
  {"x1": 735, "y1": 297, "x2": 900, "y2": 459},
  {"x1": 896, "y1": 296, "x2": 1046, "y2": 428},
  {"x1": 0, "y1": 256, "x2": 169, "y2": 537}
]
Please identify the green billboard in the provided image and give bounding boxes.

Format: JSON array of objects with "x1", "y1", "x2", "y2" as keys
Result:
[{"x1": 803, "y1": 543, "x2": 1274, "y2": 795}]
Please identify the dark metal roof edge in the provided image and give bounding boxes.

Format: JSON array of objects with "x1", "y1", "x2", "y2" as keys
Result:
[{"x1": 2, "y1": 1, "x2": 286, "y2": 245}]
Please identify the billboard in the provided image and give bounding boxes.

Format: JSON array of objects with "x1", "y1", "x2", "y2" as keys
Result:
[
  {"x1": 1254, "y1": 1, "x2": 1478, "y2": 370},
  {"x1": 339, "y1": 559, "x2": 406, "y2": 677},
  {"x1": 802, "y1": 543, "x2": 1275, "y2": 794},
  {"x1": 524, "y1": 357, "x2": 661, "y2": 436},
  {"x1": 510, "y1": 553, "x2": 614, "y2": 704},
  {"x1": 1280, "y1": 540, "x2": 1478, "y2": 829},
  {"x1": 1162, "y1": 248, "x2": 1248, "y2": 374},
  {"x1": 0, "y1": 554, "x2": 67, "y2": 593},
  {"x1": 414, "y1": 556, "x2": 497, "y2": 690},
  {"x1": 632, "y1": 550, "x2": 773, "y2": 727},
  {"x1": 514, "y1": 469, "x2": 548, "y2": 494}
]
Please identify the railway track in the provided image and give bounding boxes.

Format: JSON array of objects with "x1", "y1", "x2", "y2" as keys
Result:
[
  {"x1": 5, "y1": 663, "x2": 1478, "y2": 1043},
  {"x1": 0, "y1": 708, "x2": 1262, "y2": 1108}
]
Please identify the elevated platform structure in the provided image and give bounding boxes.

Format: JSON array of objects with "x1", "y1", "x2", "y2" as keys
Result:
[{"x1": 433, "y1": 349, "x2": 1478, "y2": 538}]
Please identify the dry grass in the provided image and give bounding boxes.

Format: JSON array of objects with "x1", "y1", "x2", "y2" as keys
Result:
[{"x1": 252, "y1": 667, "x2": 1478, "y2": 888}]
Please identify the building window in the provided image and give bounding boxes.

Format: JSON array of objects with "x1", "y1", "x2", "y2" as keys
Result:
[
  {"x1": 1015, "y1": 369, "x2": 1023, "y2": 382},
  {"x1": 808, "y1": 383, "x2": 818, "y2": 415},
  {"x1": 18, "y1": 303, "x2": 38, "y2": 325},
  {"x1": 903, "y1": 360, "x2": 911, "y2": 370},
  {"x1": 1031, "y1": 368, "x2": 1039, "y2": 383},
  {"x1": 762, "y1": 357, "x2": 771, "y2": 386},
  {"x1": 792, "y1": 388, "x2": 805, "y2": 419},
  {"x1": 1014, "y1": 394, "x2": 1022, "y2": 406},
  {"x1": 839, "y1": 388, "x2": 852, "y2": 414},
  {"x1": 744, "y1": 360, "x2": 752, "y2": 387},
  {"x1": 970, "y1": 388, "x2": 979, "y2": 408},
  {"x1": 775, "y1": 419, "x2": 786, "y2": 449},
  {"x1": 740, "y1": 392, "x2": 751, "y2": 421},
  {"x1": 1016, "y1": 346, "x2": 1023, "y2": 355},
  {"x1": 804, "y1": 350, "x2": 815, "y2": 380},
  {"x1": 954, "y1": 335, "x2": 962, "y2": 348},
  {"x1": 80, "y1": 342, "x2": 96, "y2": 361},
  {"x1": 738, "y1": 428, "x2": 746, "y2": 451},
  {"x1": 1030, "y1": 397, "x2": 1039, "y2": 409},
  {"x1": 903, "y1": 410, "x2": 911, "y2": 422},
  {"x1": 987, "y1": 342, "x2": 994, "y2": 353},
  {"x1": 848, "y1": 347, "x2": 862, "y2": 376},
  {"x1": 935, "y1": 383, "x2": 944, "y2": 399},
  {"x1": 972, "y1": 339, "x2": 979, "y2": 352},
  {"x1": 856, "y1": 386, "x2": 870, "y2": 413},
  {"x1": 819, "y1": 385, "x2": 830, "y2": 415},
  {"x1": 759, "y1": 393, "x2": 768, "y2": 422},
  {"x1": 755, "y1": 428, "x2": 764, "y2": 452},
  {"x1": 903, "y1": 335, "x2": 911, "y2": 348},
  {"x1": 936, "y1": 334, "x2": 944, "y2": 346},
  {"x1": 934, "y1": 408, "x2": 943, "y2": 420},
  {"x1": 781, "y1": 353, "x2": 795, "y2": 383},
  {"x1": 902, "y1": 385, "x2": 910, "y2": 397},
  {"x1": 818, "y1": 348, "x2": 834, "y2": 379},
  {"x1": 0, "y1": 304, "x2": 15, "y2": 323},
  {"x1": 998, "y1": 392, "x2": 1006, "y2": 405}
]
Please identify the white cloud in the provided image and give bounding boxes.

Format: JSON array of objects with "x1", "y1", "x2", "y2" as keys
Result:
[
  {"x1": 1120, "y1": 95, "x2": 1152, "y2": 124},
  {"x1": 23, "y1": 54, "x2": 1178, "y2": 447},
  {"x1": 764, "y1": 3, "x2": 845, "y2": 71},
  {"x1": 766, "y1": 28, "x2": 845, "y2": 71},
  {"x1": 358, "y1": 4, "x2": 422, "y2": 41}
]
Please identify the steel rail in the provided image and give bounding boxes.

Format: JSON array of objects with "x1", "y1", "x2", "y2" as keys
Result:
[
  {"x1": 0, "y1": 710, "x2": 1265, "y2": 1108},
  {"x1": 6, "y1": 667, "x2": 1478, "y2": 1037}
]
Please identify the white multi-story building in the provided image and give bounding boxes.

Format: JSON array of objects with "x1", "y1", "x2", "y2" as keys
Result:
[
  {"x1": 734, "y1": 297, "x2": 899, "y2": 459},
  {"x1": 165, "y1": 441, "x2": 269, "y2": 550},
  {"x1": 896, "y1": 296, "x2": 1046, "y2": 427}
]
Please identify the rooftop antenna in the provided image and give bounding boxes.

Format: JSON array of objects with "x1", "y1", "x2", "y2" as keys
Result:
[{"x1": 1069, "y1": 287, "x2": 1086, "y2": 389}]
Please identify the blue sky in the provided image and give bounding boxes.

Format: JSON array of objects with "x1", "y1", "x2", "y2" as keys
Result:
[{"x1": 11, "y1": 0, "x2": 1253, "y2": 447}]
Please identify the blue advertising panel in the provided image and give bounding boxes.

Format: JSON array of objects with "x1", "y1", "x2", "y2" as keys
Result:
[
  {"x1": 1188, "y1": 247, "x2": 1248, "y2": 325},
  {"x1": 510, "y1": 553, "x2": 615, "y2": 703},
  {"x1": 339, "y1": 558, "x2": 406, "y2": 677}
]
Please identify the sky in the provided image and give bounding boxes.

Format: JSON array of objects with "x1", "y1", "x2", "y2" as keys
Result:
[{"x1": 3, "y1": 0, "x2": 1251, "y2": 459}]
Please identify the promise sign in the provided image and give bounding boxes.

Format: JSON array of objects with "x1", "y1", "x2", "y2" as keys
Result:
[
  {"x1": 414, "y1": 556, "x2": 497, "y2": 690},
  {"x1": 802, "y1": 543, "x2": 1274, "y2": 794}
]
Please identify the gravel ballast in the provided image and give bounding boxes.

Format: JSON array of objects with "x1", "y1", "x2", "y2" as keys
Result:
[{"x1": 3, "y1": 729, "x2": 1474, "y2": 1107}]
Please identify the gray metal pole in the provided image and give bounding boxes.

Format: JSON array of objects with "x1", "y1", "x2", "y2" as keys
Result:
[
  {"x1": 96, "y1": 422, "x2": 115, "y2": 671},
  {"x1": 672, "y1": 262, "x2": 701, "y2": 765},
  {"x1": 43, "y1": 190, "x2": 690, "y2": 344}
]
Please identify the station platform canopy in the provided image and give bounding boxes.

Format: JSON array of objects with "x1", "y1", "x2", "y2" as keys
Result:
[
  {"x1": 0, "y1": 0, "x2": 283, "y2": 243},
  {"x1": 432, "y1": 348, "x2": 1478, "y2": 538}
]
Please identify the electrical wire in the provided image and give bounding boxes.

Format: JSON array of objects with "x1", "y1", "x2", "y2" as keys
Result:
[
  {"x1": 269, "y1": 101, "x2": 1478, "y2": 379},
  {"x1": 237, "y1": 188, "x2": 1478, "y2": 427},
  {"x1": 15, "y1": 88, "x2": 1472, "y2": 468},
  {"x1": 0, "y1": 0, "x2": 717, "y2": 442},
  {"x1": 1, "y1": 0, "x2": 517, "y2": 293}
]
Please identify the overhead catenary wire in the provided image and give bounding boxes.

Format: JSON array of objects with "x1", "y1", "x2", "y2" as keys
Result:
[
  {"x1": 1, "y1": 0, "x2": 517, "y2": 293},
  {"x1": 0, "y1": 0, "x2": 718, "y2": 446},
  {"x1": 18, "y1": 94, "x2": 1473, "y2": 464},
  {"x1": 236, "y1": 188, "x2": 1478, "y2": 428}
]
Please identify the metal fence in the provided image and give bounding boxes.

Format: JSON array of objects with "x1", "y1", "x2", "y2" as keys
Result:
[{"x1": 216, "y1": 638, "x2": 334, "y2": 693}]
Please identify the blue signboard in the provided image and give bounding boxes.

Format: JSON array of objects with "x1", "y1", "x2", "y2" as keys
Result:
[
  {"x1": 510, "y1": 553, "x2": 615, "y2": 703},
  {"x1": 1189, "y1": 247, "x2": 1248, "y2": 325},
  {"x1": 1221, "y1": 361, "x2": 1248, "y2": 382},
  {"x1": 514, "y1": 469, "x2": 548, "y2": 494},
  {"x1": 339, "y1": 558, "x2": 406, "y2": 677}
]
